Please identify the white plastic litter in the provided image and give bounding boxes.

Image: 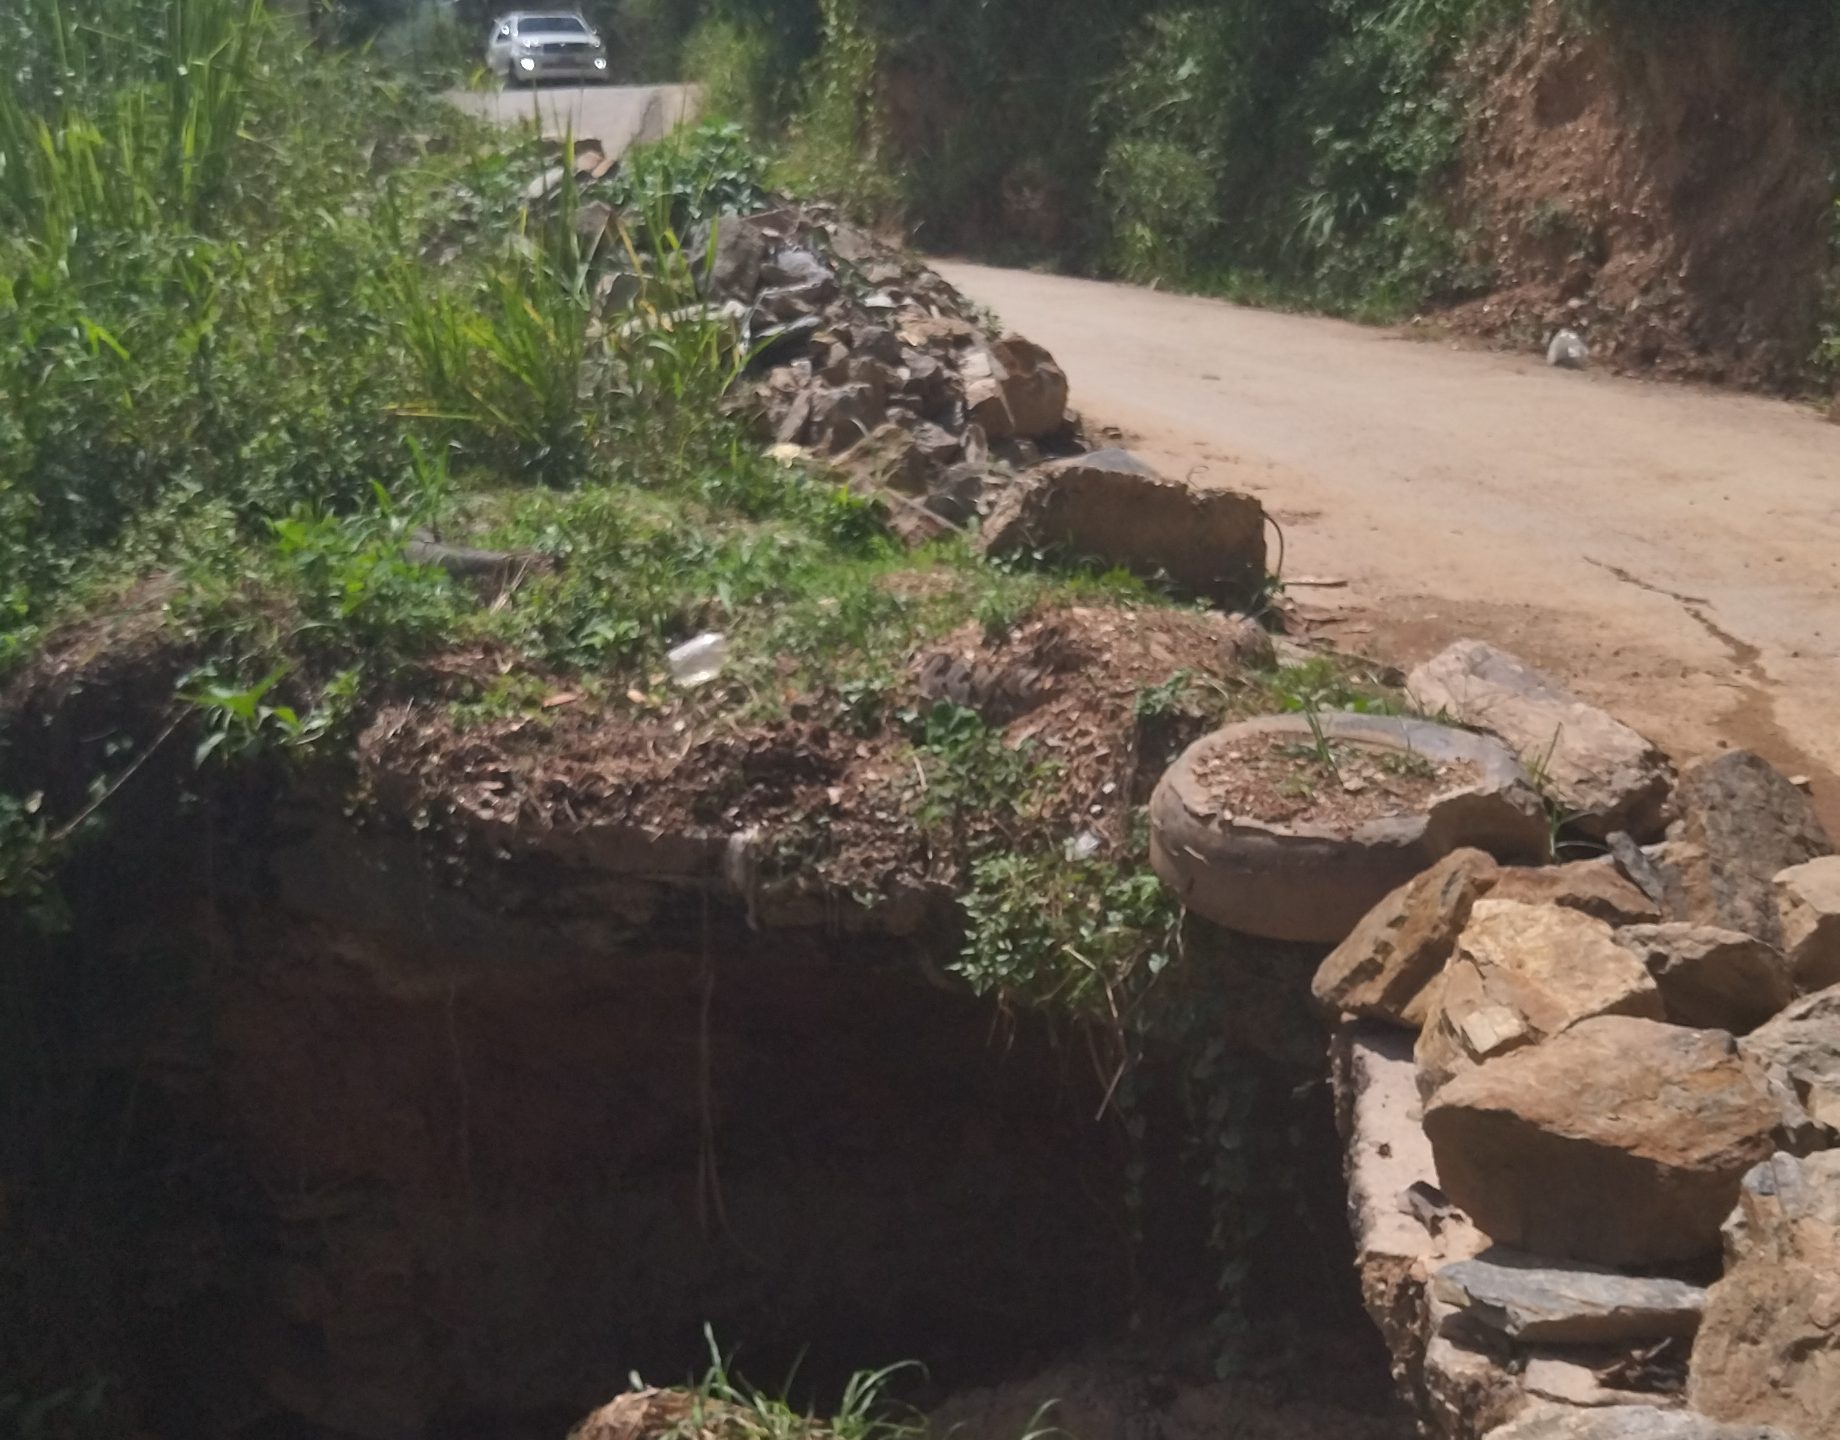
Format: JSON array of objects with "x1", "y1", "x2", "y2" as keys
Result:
[
  {"x1": 1065, "y1": 831, "x2": 1103, "y2": 862},
  {"x1": 1546, "y1": 329, "x2": 1589, "y2": 369},
  {"x1": 667, "y1": 632, "x2": 729, "y2": 687}
]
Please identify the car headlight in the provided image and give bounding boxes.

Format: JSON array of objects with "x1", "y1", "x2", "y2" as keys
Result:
[
  {"x1": 590, "y1": 35, "x2": 602, "y2": 47},
  {"x1": 517, "y1": 56, "x2": 536, "y2": 69},
  {"x1": 593, "y1": 57, "x2": 607, "y2": 68}
]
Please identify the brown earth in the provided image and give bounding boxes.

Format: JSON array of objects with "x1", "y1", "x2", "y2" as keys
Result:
[
  {"x1": 934, "y1": 259, "x2": 1840, "y2": 837},
  {"x1": 1189, "y1": 733, "x2": 1475, "y2": 829},
  {"x1": 356, "y1": 603, "x2": 1263, "y2": 911},
  {"x1": 1443, "y1": 0, "x2": 1833, "y2": 390}
]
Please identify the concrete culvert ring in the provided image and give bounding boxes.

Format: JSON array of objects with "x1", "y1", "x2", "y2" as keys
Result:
[{"x1": 1149, "y1": 713, "x2": 1550, "y2": 944}]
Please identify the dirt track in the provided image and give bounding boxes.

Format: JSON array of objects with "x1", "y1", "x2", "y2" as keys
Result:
[{"x1": 936, "y1": 261, "x2": 1840, "y2": 830}]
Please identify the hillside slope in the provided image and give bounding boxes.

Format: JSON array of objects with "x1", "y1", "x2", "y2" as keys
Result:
[{"x1": 699, "y1": 0, "x2": 1840, "y2": 392}]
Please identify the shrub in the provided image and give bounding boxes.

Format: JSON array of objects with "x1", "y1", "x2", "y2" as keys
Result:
[
  {"x1": 1100, "y1": 137, "x2": 1221, "y2": 285},
  {"x1": 683, "y1": 17, "x2": 783, "y2": 133}
]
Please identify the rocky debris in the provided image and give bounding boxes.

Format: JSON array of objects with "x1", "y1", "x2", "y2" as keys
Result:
[
  {"x1": 1316, "y1": 653, "x2": 1840, "y2": 1440},
  {"x1": 1613, "y1": 924, "x2": 1794, "y2": 1036},
  {"x1": 1427, "y1": 1340, "x2": 1537, "y2": 1440},
  {"x1": 670, "y1": 205, "x2": 1082, "y2": 527},
  {"x1": 1218, "y1": 612, "x2": 1277, "y2": 671},
  {"x1": 1490, "y1": 862, "x2": 1663, "y2": 927},
  {"x1": 1314, "y1": 849, "x2": 1503, "y2": 1028},
  {"x1": 1424, "y1": 1017, "x2": 1780, "y2": 1265},
  {"x1": 1653, "y1": 752, "x2": 1834, "y2": 947},
  {"x1": 1608, "y1": 831, "x2": 1676, "y2": 912},
  {"x1": 1738, "y1": 986, "x2": 1840, "y2": 1150},
  {"x1": 1415, "y1": 901, "x2": 1664, "y2": 1098},
  {"x1": 963, "y1": 335, "x2": 1070, "y2": 440},
  {"x1": 1689, "y1": 1151, "x2": 1840, "y2": 1436},
  {"x1": 1432, "y1": 1248, "x2": 1706, "y2": 1346},
  {"x1": 1333, "y1": 1026, "x2": 1491, "y2": 1426},
  {"x1": 693, "y1": 212, "x2": 768, "y2": 299},
  {"x1": 911, "y1": 622, "x2": 1087, "y2": 724},
  {"x1": 1314, "y1": 856, "x2": 1664, "y2": 1030},
  {"x1": 571, "y1": 1390, "x2": 696, "y2": 1440},
  {"x1": 1406, "y1": 642, "x2": 1672, "y2": 841},
  {"x1": 1518, "y1": 1351, "x2": 1686, "y2": 1411},
  {"x1": 1773, "y1": 856, "x2": 1840, "y2": 991},
  {"x1": 979, "y1": 448, "x2": 1267, "y2": 605},
  {"x1": 1481, "y1": 1403, "x2": 1793, "y2": 1439}
]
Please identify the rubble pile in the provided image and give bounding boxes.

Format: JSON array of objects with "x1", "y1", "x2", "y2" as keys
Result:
[
  {"x1": 693, "y1": 204, "x2": 1084, "y2": 540},
  {"x1": 1317, "y1": 641, "x2": 1840, "y2": 1440}
]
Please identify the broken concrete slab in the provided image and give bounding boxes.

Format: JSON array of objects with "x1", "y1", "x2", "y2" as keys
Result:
[
  {"x1": 1406, "y1": 641, "x2": 1672, "y2": 841},
  {"x1": 1425, "y1": 1017, "x2": 1779, "y2": 1265},
  {"x1": 1432, "y1": 1247, "x2": 1706, "y2": 1345}
]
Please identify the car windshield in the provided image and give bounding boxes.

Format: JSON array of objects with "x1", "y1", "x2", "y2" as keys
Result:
[{"x1": 517, "y1": 15, "x2": 588, "y2": 34}]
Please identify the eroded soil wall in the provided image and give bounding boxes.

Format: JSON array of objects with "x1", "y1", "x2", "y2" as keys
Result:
[{"x1": 13, "y1": 800, "x2": 1218, "y2": 1440}]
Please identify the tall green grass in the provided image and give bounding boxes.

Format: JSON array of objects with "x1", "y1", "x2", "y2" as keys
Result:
[{"x1": 0, "y1": 0, "x2": 264, "y2": 254}]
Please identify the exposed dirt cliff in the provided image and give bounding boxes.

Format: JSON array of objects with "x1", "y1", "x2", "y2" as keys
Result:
[{"x1": 1443, "y1": 0, "x2": 1834, "y2": 389}]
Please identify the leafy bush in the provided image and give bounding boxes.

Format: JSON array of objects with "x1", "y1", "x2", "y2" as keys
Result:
[
  {"x1": 683, "y1": 16, "x2": 786, "y2": 134},
  {"x1": 608, "y1": 119, "x2": 771, "y2": 235},
  {"x1": 958, "y1": 850, "x2": 1181, "y2": 1018},
  {"x1": 770, "y1": 0, "x2": 1519, "y2": 310},
  {"x1": 391, "y1": 184, "x2": 603, "y2": 484},
  {"x1": 1100, "y1": 138, "x2": 1221, "y2": 285}
]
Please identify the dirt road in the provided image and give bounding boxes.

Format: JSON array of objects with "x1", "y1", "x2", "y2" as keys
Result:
[
  {"x1": 448, "y1": 83, "x2": 697, "y2": 150},
  {"x1": 936, "y1": 261, "x2": 1840, "y2": 828}
]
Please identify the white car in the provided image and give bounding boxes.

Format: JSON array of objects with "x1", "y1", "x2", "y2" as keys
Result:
[{"x1": 486, "y1": 11, "x2": 610, "y2": 85}]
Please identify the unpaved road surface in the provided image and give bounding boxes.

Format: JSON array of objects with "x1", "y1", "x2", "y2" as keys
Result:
[
  {"x1": 937, "y1": 261, "x2": 1840, "y2": 830},
  {"x1": 449, "y1": 83, "x2": 697, "y2": 149}
]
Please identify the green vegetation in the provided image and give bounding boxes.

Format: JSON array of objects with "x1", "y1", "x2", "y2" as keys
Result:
[
  {"x1": 656, "y1": 0, "x2": 1840, "y2": 347},
  {"x1": 663, "y1": 0, "x2": 1522, "y2": 314},
  {"x1": 635, "y1": 1329, "x2": 1060, "y2": 1440},
  {"x1": 0, "y1": 0, "x2": 1430, "y2": 1410}
]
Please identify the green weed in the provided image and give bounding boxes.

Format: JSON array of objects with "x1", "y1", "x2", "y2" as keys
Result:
[
  {"x1": 904, "y1": 700, "x2": 1055, "y2": 852},
  {"x1": 957, "y1": 850, "x2": 1181, "y2": 1020}
]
